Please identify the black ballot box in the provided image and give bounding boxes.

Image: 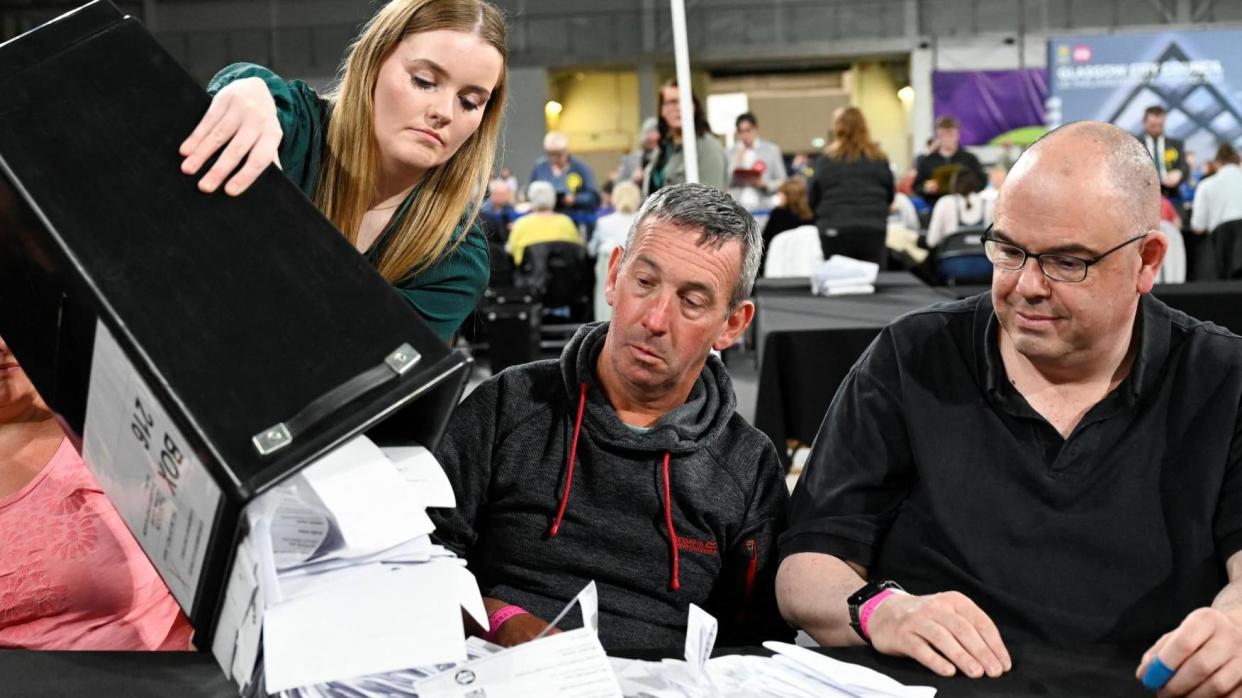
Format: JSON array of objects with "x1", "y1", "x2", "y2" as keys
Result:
[{"x1": 0, "y1": 1, "x2": 471, "y2": 649}]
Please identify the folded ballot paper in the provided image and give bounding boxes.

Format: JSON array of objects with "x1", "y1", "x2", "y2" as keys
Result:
[
  {"x1": 810, "y1": 255, "x2": 881, "y2": 296},
  {"x1": 210, "y1": 436, "x2": 488, "y2": 695}
]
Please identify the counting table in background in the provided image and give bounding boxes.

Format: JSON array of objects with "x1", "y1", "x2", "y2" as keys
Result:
[{"x1": 754, "y1": 277, "x2": 1242, "y2": 468}]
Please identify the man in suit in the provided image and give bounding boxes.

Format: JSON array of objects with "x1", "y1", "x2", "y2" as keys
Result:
[{"x1": 1138, "y1": 105, "x2": 1190, "y2": 201}]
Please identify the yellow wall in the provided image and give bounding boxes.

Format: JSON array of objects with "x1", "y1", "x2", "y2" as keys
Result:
[
  {"x1": 850, "y1": 62, "x2": 911, "y2": 170},
  {"x1": 545, "y1": 70, "x2": 638, "y2": 181},
  {"x1": 551, "y1": 71, "x2": 638, "y2": 150}
]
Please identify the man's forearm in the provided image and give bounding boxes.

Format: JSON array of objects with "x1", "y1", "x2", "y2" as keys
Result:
[
  {"x1": 776, "y1": 552, "x2": 869, "y2": 646},
  {"x1": 1213, "y1": 553, "x2": 1242, "y2": 622}
]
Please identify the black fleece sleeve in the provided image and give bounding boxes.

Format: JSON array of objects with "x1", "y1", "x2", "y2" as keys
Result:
[
  {"x1": 429, "y1": 378, "x2": 500, "y2": 560},
  {"x1": 711, "y1": 440, "x2": 794, "y2": 646}
]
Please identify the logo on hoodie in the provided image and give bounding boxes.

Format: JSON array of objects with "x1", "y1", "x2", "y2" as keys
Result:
[{"x1": 677, "y1": 537, "x2": 719, "y2": 556}]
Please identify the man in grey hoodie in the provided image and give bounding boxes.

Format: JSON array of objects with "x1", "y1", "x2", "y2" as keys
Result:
[{"x1": 431, "y1": 183, "x2": 791, "y2": 651}]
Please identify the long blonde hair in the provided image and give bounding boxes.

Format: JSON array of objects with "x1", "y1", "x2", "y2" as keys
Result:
[
  {"x1": 825, "y1": 106, "x2": 884, "y2": 162},
  {"x1": 317, "y1": 0, "x2": 508, "y2": 282}
]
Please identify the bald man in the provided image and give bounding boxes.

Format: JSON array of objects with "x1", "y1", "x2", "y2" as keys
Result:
[{"x1": 776, "y1": 122, "x2": 1242, "y2": 694}]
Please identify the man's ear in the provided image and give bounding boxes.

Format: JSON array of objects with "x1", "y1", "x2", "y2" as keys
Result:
[
  {"x1": 1136, "y1": 228, "x2": 1168, "y2": 295},
  {"x1": 713, "y1": 300, "x2": 755, "y2": 351},
  {"x1": 604, "y1": 246, "x2": 624, "y2": 307}
]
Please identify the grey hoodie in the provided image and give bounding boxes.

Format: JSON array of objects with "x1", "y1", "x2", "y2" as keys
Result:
[{"x1": 431, "y1": 322, "x2": 791, "y2": 650}]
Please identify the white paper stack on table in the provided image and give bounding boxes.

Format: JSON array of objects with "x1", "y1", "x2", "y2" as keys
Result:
[
  {"x1": 810, "y1": 255, "x2": 880, "y2": 296},
  {"x1": 210, "y1": 436, "x2": 489, "y2": 696},
  {"x1": 609, "y1": 605, "x2": 936, "y2": 698}
]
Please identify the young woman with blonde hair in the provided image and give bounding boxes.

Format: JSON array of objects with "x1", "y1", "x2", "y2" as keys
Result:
[
  {"x1": 808, "y1": 106, "x2": 894, "y2": 265},
  {"x1": 180, "y1": 0, "x2": 508, "y2": 341}
]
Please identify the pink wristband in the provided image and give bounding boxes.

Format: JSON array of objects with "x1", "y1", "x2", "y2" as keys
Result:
[
  {"x1": 483, "y1": 605, "x2": 528, "y2": 643},
  {"x1": 859, "y1": 589, "x2": 900, "y2": 641}
]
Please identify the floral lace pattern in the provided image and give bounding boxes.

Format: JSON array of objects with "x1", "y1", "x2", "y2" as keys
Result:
[
  {"x1": 0, "y1": 463, "x2": 100, "y2": 635},
  {"x1": 0, "y1": 439, "x2": 189, "y2": 650}
]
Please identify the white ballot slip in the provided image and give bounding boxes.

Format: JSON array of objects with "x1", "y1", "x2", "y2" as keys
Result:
[
  {"x1": 264, "y1": 562, "x2": 470, "y2": 693},
  {"x1": 764, "y1": 642, "x2": 937, "y2": 698},
  {"x1": 299, "y1": 436, "x2": 435, "y2": 554},
  {"x1": 417, "y1": 581, "x2": 620, "y2": 698},
  {"x1": 382, "y1": 445, "x2": 457, "y2": 508},
  {"x1": 684, "y1": 603, "x2": 717, "y2": 677},
  {"x1": 415, "y1": 627, "x2": 622, "y2": 698}
]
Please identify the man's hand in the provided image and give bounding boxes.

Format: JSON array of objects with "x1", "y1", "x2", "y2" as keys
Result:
[
  {"x1": 1162, "y1": 170, "x2": 1184, "y2": 189},
  {"x1": 562, "y1": 193, "x2": 575, "y2": 208},
  {"x1": 493, "y1": 611, "x2": 561, "y2": 647},
  {"x1": 922, "y1": 180, "x2": 940, "y2": 195},
  {"x1": 1136, "y1": 608, "x2": 1242, "y2": 697},
  {"x1": 868, "y1": 592, "x2": 1012, "y2": 679}
]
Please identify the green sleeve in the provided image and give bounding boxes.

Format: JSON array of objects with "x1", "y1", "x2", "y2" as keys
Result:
[
  {"x1": 205, "y1": 63, "x2": 327, "y2": 197},
  {"x1": 393, "y1": 223, "x2": 490, "y2": 343}
]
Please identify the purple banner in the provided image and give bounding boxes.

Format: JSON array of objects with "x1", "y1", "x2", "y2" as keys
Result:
[{"x1": 932, "y1": 69, "x2": 1048, "y2": 145}]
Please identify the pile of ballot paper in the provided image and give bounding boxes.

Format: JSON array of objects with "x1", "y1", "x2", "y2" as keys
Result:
[
  {"x1": 610, "y1": 605, "x2": 937, "y2": 698},
  {"x1": 210, "y1": 436, "x2": 489, "y2": 696},
  {"x1": 207, "y1": 435, "x2": 935, "y2": 698},
  {"x1": 810, "y1": 255, "x2": 880, "y2": 296}
]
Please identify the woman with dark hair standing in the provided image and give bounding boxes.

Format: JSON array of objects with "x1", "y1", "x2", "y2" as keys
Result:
[
  {"x1": 808, "y1": 107, "x2": 894, "y2": 265},
  {"x1": 643, "y1": 80, "x2": 728, "y2": 195},
  {"x1": 180, "y1": 0, "x2": 508, "y2": 342}
]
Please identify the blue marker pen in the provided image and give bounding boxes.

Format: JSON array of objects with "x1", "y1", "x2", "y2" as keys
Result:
[{"x1": 1142, "y1": 657, "x2": 1176, "y2": 692}]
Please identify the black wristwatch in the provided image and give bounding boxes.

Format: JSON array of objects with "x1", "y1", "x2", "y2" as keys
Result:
[{"x1": 847, "y1": 580, "x2": 904, "y2": 643}]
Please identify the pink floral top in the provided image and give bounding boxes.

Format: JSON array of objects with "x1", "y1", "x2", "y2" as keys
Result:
[{"x1": 0, "y1": 438, "x2": 192, "y2": 649}]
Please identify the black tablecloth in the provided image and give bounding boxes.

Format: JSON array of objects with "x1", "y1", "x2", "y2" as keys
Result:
[
  {"x1": 3, "y1": 643, "x2": 1148, "y2": 697},
  {"x1": 755, "y1": 279, "x2": 1242, "y2": 466},
  {"x1": 753, "y1": 273, "x2": 946, "y2": 367},
  {"x1": 752, "y1": 274, "x2": 946, "y2": 466},
  {"x1": 1, "y1": 650, "x2": 234, "y2": 697}
]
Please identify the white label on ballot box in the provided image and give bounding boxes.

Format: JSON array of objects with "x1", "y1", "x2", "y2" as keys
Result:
[{"x1": 82, "y1": 320, "x2": 222, "y2": 611}]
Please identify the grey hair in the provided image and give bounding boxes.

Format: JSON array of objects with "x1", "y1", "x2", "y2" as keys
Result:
[
  {"x1": 622, "y1": 183, "x2": 762, "y2": 308},
  {"x1": 527, "y1": 180, "x2": 557, "y2": 211}
]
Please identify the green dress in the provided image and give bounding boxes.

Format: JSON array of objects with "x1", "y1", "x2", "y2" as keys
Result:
[{"x1": 207, "y1": 63, "x2": 489, "y2": 342}]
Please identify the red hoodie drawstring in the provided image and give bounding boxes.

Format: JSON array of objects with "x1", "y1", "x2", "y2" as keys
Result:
[
  {"x1": 549, "y1": 382, "x2": 588, "y2": 538},
  {"x1": 548, "y1": 381, "x2": 680, "y2": 592},
  {"x1": 660, "y1": 451, "x2": 680, "y2": 591}
]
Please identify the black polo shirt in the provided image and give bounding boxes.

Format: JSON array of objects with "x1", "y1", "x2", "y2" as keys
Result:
[{"x1": 781, "y1": 293, "x2": 1242, "y2": 650}]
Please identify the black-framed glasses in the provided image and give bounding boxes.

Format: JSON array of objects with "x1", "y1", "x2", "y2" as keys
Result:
[{"x1": 980, "y1": 225, "x2": 1149, "y2": 283}]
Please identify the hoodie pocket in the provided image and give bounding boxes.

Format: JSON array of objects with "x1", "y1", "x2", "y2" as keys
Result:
[
  {"x1": 735, "y1": 537, "x2": 759, "y2": 624},
  {"x1": 744, "y1": 538, "x2": 758, "y2": 604}
]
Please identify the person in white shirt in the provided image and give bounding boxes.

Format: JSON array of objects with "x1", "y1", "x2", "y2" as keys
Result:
[
  {"x1": 1191, "y1": 144, "x2": 1242, "y2": 235},
  {"x1": 590, "y1": 181, "x2": 642, "y2": 321},
  {"x1": 727, "y1": 112, "x2": 787, "y2": 211},
  {"x1": 925, "y1": 170, "x2": 993, "y2": 248}
]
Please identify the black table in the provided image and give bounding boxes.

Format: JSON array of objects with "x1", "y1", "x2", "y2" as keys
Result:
[
  {"x1": 1, "y1": 650, "x2": 234, "y2": 697},
  {"x1": 755, "y1": 279, "x2": 1242, "y2": 467},
  {"x1": 4, "y1": 643, "x2": 1148, "y2": 697},
  {"x1": 938, "y1": 281, "x2": 1242, "y2": 334},
  {"x1": 753, "y1": 272, "x2": 943, "y2": 366},
  {"x1": 752, "y1": 273, "x2": 947, "y2": 466}
]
